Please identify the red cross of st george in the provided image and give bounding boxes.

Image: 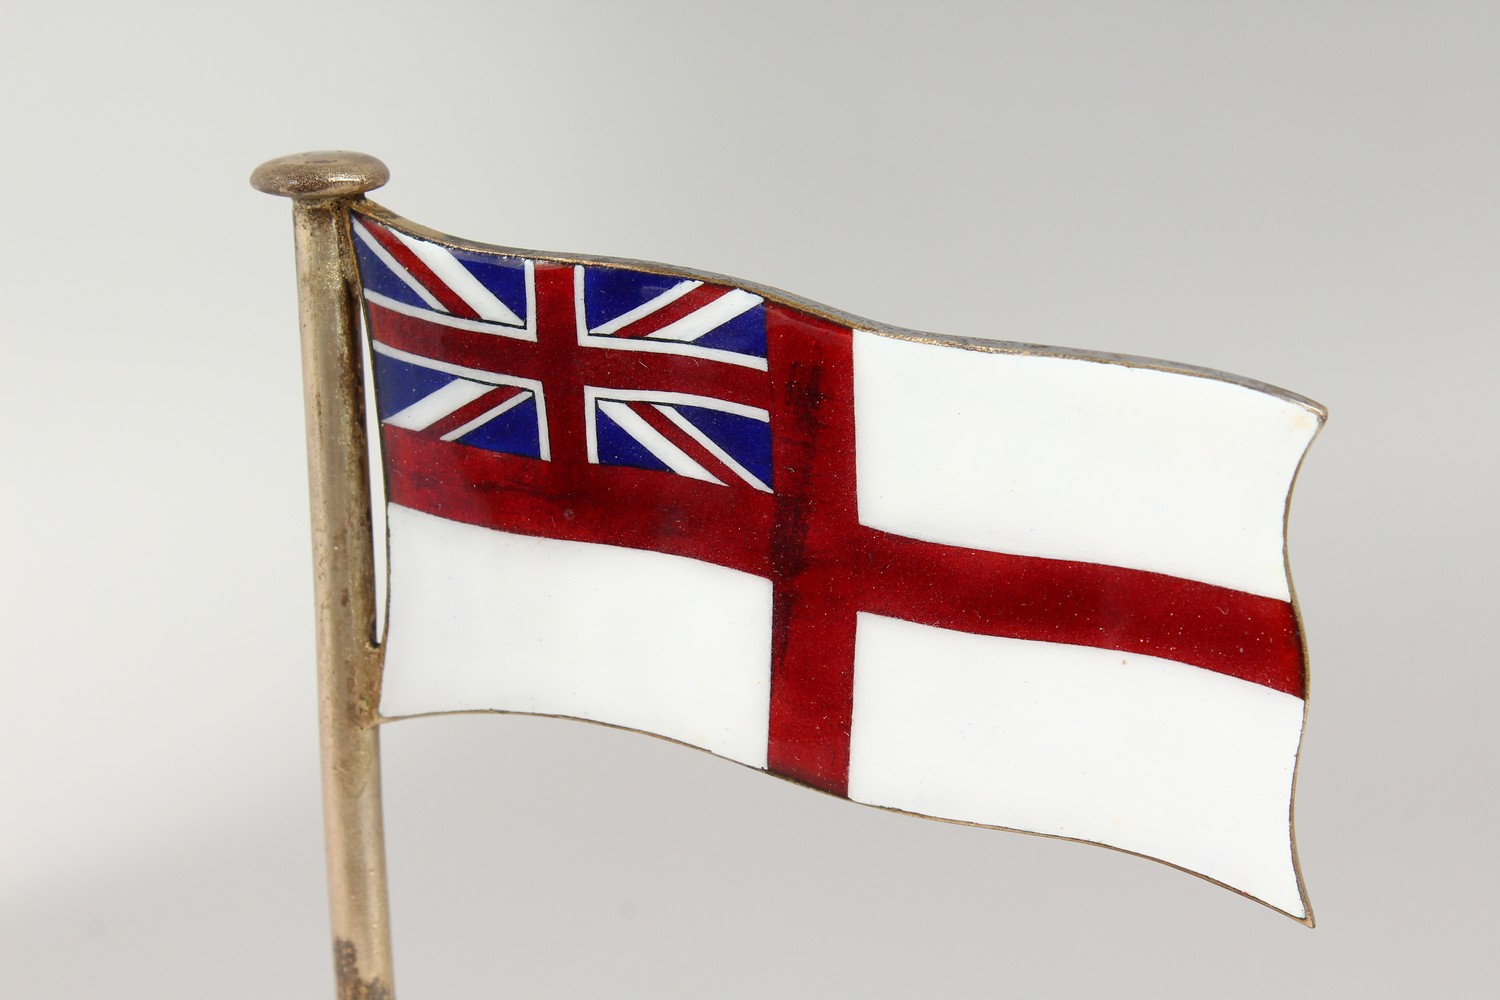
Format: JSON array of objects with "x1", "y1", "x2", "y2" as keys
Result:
[{"x1": 368, "y1": 262, "x2": 1305, "y2": 798}]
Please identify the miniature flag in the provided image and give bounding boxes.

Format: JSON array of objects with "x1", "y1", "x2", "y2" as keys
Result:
[{"x1": 350, "y1": 208, "x2": 1323, "y2": 920}]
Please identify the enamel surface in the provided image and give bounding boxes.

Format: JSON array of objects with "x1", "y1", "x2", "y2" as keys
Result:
[
  {"x1": 848, "y1": 613, "x2": 1306, "y2": 917},
  {"x1": 380, "y1": 505, "x2": 774, "y2": 768},
  {"x1": 354, "y1": 211, "x2": 1320, "y2": 916},
  {"x1": 853, "y1": 331, "x2": 1321, "y2": 601}
]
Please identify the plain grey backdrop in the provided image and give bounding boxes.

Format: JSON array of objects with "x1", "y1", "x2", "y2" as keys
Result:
[{"x1": 2, "y1": 1, "x2": 1495, "y2": 996}]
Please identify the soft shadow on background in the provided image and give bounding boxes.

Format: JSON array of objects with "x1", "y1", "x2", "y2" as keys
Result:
[{"x1": 2, "y1": 2, "x2": 1495, "y2": 997}]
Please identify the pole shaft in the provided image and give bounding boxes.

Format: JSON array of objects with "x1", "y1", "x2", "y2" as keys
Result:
[
  {"x1": 290, "y1": 198, "x2": 394, "y2": 1000},
  {"x1": 254, "y1": 151, "x2": 395, "y2": 999}
]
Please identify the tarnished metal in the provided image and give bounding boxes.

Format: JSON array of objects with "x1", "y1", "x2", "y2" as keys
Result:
[
  {"x1": 251, "y1": 150, "x2": 391, "y2": 202},
  {"x1": 253, "y1": 152, "x2": 397, "y2": 997},
  {"x1": 335, "y1": 938, "x2": 392, "y2": 1000}
]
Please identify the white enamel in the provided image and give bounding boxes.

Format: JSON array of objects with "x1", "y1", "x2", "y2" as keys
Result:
[
  {"x1": 644, "y1": 288, "x2": 762, "y2": 342},
  {"x1": 594, "y1": 400, "x2": 724, "y2": 484},
  {"x1": 852, "y1": 331, "x2": 1320, "y2": 600},
  {"x1": 582, "y1": 386, "x2": 768, "y2": 423},
  {"x1": 352, "y1": 219, "x2": 445, "y2": 312},
  {"x1": 590, "y1": 279, "x2": 703, "y2": 335},
  {"x1": 438, "y1": 390, "x2": 532, "y2": 442},
  {"x1": 379, "y1": 506, "x2": 774, "y2": 767},
  {"x1": 383, "y1": 378, "x2": 495, "y2": 431},
  {"x1": 578, "y1": 333, "x2": 770, "y2": 370},
  {"x1": 391, "y1": 228, "x2": 524, "y2": 326},
  {"x1": 847, "y1": 613, "x2": 1306, "y2": 916},
  {"x1": 656, "y1": 405, "x2": 772, "y2": 493}
]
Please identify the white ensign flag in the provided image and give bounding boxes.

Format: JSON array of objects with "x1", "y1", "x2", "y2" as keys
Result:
[{"x1": 350, "y1": 209, "x2": 1323, "y2": 920}]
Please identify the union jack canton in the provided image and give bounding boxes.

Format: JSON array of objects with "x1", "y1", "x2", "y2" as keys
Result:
[{"x1": 352, "y1": 214, "x2": 774, "y2": 495}]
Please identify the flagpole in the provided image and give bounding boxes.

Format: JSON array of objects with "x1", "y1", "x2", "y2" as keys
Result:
[{"x1": 252, "y1": 152, "x2": 396, "y2": 1000}]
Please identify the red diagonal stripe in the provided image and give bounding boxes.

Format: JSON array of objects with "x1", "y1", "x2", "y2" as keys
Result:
[
  {"x1": 424, "y1": 385, "x2": 529, "y2": 441},
  {"x1": 605, "y1": 284, "x2": 728, "y2": 339},
  {"x1": 362, "y1": 219, "x2": 482, "y2": 320},
  {"x1": 623, "y1": 401, "x2": 750, "y2": 487}
]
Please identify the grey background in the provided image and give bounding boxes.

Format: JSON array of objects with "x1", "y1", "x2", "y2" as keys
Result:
[{"x1": 2, "y1": 1, "x2": 1495, "y2": 996}]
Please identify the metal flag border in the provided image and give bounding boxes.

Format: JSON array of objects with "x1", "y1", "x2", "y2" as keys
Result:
[{"x1": 252, "y1": 150, "x2": 1323, "y2": 999}]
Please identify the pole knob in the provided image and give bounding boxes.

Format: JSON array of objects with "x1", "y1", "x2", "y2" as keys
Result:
[{"x1": 250, "y1": 150, "x2": 389, "y2": 200}]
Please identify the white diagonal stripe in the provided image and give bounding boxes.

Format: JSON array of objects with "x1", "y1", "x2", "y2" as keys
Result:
[
  {"x1": 655, "y1": 405, "x2": 771, "y2": 493},
  {"x1": 595, "y1": 400, "x2": 723, "y2": 485},
  {"x1": 439, "y1": 390, "x2": 532, "y2": 442},
  {"x1": 577, "y1": 334, "x2": 768, "y2": 371},
  {"x1": 384, "y1": 379, "x2": 495, "y2": 431},
  {"x1": 391, "y1": 228, "x2": 524, "y2": 326},
  {"x1": 364, "y1": 290, "x2": 535, "y2": 341},
  {"x1": 646, "y1": 288, "x2": 762, "y2": 342},
  {"x1": 584, "y1": 386, "x2": 768, "y2": 422},
  {"x1": 353, "y1": 219, "x2": 445, "y2": 312},
  {"x1": 590, "y1": 280, "x2": 702, "y2": 335},
  {"x1": 374, "y1": 340, "x2": 513, "y2": 385}
]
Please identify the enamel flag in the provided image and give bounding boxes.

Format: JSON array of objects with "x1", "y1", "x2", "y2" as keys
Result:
[{"x1": 349, "y1": 207, "x2": 1324, "y2": 921}]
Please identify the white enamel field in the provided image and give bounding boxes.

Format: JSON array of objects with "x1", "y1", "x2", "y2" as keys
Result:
[
  {"x1": 853, "y1": 331, "x2": 1321, "y2": 600},
  {"x1": 379, "y1": 505, "x2": 774, "y2": 769}
]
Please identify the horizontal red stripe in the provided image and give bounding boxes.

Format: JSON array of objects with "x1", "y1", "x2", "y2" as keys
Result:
[
  {"x1": 382, "y1": 427, "x2": 775, "y2": 577},
  {"x1": 368, "y1": 301, "x2": 770, "y2": 413},
  {"x1": 850, "y1": 532, "x2": 1304, "y2": 698},
  {"x1": 381, "y1": 429, "x2": 1303, "y2": 698}
]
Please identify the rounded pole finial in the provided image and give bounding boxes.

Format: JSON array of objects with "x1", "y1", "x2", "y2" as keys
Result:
[{"x1": 250, "y1": 150, "x2": 390, "y2": 200}]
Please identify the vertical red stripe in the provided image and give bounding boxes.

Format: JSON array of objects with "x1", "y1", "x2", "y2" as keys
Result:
[
  {"x1": 531, "y1": 264, "x2": 590, "y2": 469},
  {"x1": 765, "y1": 306, "x2": 862, "y2": 795}
]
